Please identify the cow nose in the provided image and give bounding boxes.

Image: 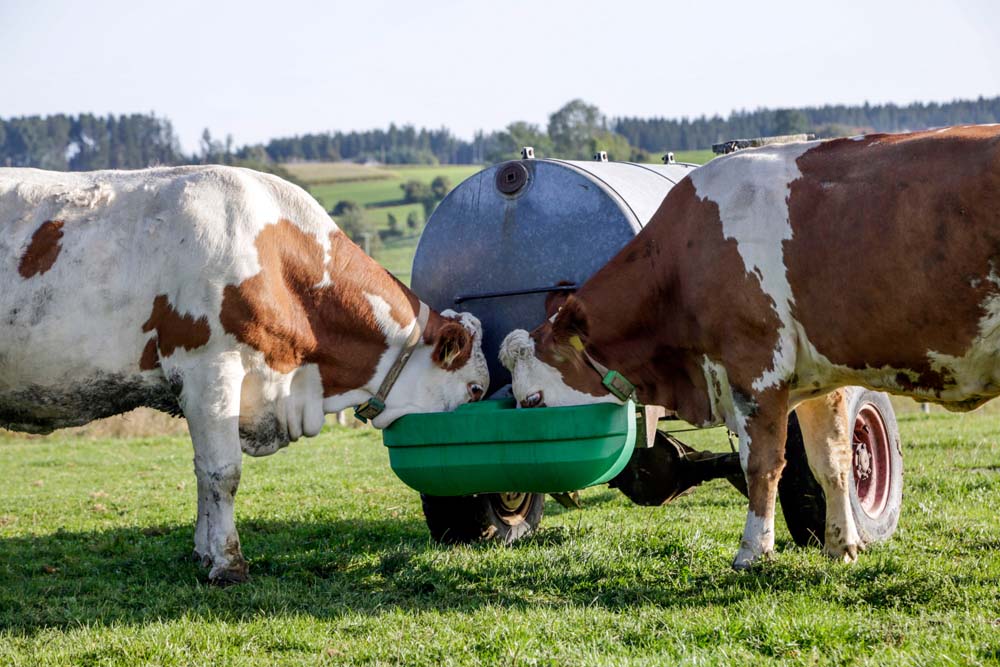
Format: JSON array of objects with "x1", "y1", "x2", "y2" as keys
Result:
[
  {"x1": 520, "y1": 391, "x2": 544, "y2": 408},
  {"x1": 467, "y1": 383, "x2": 485, "y2": 402}
]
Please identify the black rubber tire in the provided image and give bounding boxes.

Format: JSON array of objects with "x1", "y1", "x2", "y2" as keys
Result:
[
  {"x1": 779, "y1": 389, "x2": 903, "y2": 547},
  {"x1": 778, "y1": 412, "x2": 827, "y2": 547},
  {"x1": 420, "y1": 493, "x2": 545, "y2": 545}
]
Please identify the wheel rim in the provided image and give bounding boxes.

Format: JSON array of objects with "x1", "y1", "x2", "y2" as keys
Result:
[
  {"x1": 490, "y1": 493, "x2": 531, "y2": 526},
  {"x1": 852, "y1": 403, "x2": 892, "y2": 519}
]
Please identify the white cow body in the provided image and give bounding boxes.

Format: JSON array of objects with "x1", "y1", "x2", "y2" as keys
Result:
[{"x1": 0, "y1": 165, "x2": 487, "y2": 582}]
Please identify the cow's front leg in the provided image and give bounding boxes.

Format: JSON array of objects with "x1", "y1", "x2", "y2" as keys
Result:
[
  {"x1": 732, "y1": 387, "x2": 789, "y2": 570},
  {"x1": 179, "y1": 353, "x2": 249, "y2": 584},
  {"x1": 794, "y1": 388, "x2": 861, "y2": 562}
]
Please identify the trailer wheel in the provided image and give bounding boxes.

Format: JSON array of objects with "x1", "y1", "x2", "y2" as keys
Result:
[
  {"x1": 420, "y1": 493, "x2": 545, "y2": 545},
  {"x1": 779, "y1": 389, "x2": 903, "y2": 548}
]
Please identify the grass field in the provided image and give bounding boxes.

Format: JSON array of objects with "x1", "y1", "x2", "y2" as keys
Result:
[
  {"x1": 285, "y1": 152, "x2": 714, "y2": 285},
  {"x1": 2, "y1": 409, "x2": 1000, "y2": 665}
]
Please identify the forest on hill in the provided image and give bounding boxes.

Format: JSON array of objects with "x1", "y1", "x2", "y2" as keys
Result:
[{"x1": 2, "y1": 96, "x2": 998, "y2": 171}]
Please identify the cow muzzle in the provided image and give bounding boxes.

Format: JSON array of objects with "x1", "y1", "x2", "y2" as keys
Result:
[
  {"x1": 520, "y1": 391, "x2": 545, "y2": 409},
  {"x1": 468, "y1": 382, "x2": 485, "y2": 402}
]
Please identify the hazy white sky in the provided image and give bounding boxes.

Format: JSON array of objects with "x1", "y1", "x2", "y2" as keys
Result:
[{"x1": 2, "y1": 0, "x2": 998, "y2": 152}]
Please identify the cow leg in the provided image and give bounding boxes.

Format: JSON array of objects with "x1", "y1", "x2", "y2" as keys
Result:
[
  {"x1": 794, "y1": 389, "x2": 861, "y2": 562},
  {"x1": 192, "y1": 474, "x2": 212, "y2": 566},
  {"x1": 732, "y1": 387, "x2": 789, "y2": 570},
  {"x1": 179, "y1": 353, "x2": 249, "y2": 584}
]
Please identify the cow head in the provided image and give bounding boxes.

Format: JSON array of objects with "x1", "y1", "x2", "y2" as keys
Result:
[
  {"x1": 367, "y1": 309, "x2": 489, "y2": 427},
  {"x1": 500, "y1": 295, "x2": 621, "y2": 409}
]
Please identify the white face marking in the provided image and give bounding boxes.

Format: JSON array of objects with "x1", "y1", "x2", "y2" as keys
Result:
[
  {"x1": 499, "y1": 329, "x2": 620, "y2": 408},
  {"x1": 688, "y1": 142, "x2": 815, "y2": 393}
]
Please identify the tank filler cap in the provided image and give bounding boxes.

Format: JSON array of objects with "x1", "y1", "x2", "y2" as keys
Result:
[
  {"x1": 593, "y1": 150, "x2": 608, "y2": 162},
  {"x1": 496, "y1": 161, "x2": 529, "y2": 196}
]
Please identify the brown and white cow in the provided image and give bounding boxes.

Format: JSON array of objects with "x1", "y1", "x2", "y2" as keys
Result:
[
  {"x1": 0, "y1": 165, "x2": 488, "y2": 583},
  {"x1": 501, "y1": 125, "x2": 1000, "y2": 569}
]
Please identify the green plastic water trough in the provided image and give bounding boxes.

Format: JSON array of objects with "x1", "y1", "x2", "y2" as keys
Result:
[{"x1": 382, "y1": 399, "x2": 636, "y2": 496}]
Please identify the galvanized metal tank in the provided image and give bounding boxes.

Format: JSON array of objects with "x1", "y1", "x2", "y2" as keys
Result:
[{"x1": 412, "y1": 155, "x2": 698, "y2": 392}]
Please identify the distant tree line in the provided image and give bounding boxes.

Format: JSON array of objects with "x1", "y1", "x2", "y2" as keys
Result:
[
  {"x1": 0, "y1": 113, "x2": 183, "y2": 170},
  {"x1": 3, "y1": 96, "x2": 1000, "y2": 171},
  {"x1": 614, "y1": 96, "x2": 1000, "y2": 152},
  {"x1": 250, "y1": 126, "x2": 475, "y2": 165}
]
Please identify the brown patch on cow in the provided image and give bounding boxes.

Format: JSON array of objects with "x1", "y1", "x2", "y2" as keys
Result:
[
  {"x1": 139, "y1": 339, "x2": 160, "y2": 371},
  {"x1": 18, "y1": 220, "x2": 64, "y2": 278},
  {"x1": 529, "y1": 296, "x2": 607, "y2": 398},
  {"x1": 524, "y1": 178, "x2": 783, "y2": 424},
  {"x1": 141, "y1": 295, "x2": 211, "y2": 358},
  {"x1": 220, "y1": 219, "x2": 450, "y2": 397},
  {"x1": 785, "y1": 125, "x2": 1000, "y2": 390}
]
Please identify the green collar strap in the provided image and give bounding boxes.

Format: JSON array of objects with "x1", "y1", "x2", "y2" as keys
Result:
[
  {"x1": 578, "y1": 346, "x2": 636, "y2": 403},
  {"x1": 555, "y1": 312, "x2": 637, "y2": 403}
]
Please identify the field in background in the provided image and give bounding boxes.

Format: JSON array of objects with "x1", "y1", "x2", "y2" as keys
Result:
[
  {"x1": 283, "y1": 163, "x2": 481, "y2": 282},
  {"x1": 2, "y1": 410, "x2": 1000, "y2": 665},
  {"x1": 285, "y1": 152, "x2": 713, "y2": 283}
]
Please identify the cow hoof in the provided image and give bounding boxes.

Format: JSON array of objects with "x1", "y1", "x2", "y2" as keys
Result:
[
  {"x1": 191, "y1": 549, "x2": 212, "y2": 568},
  {"x1": 824, "y1": 542, "x2": 860, "y2": 563},
  {"x1": 208, "y1": 557, "x2": 249, "y2": 586},
  {"x1": 732, "y1": 548, "x2": 773, "y2": 571}
]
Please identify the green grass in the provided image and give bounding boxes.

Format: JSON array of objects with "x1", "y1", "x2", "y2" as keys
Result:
[
  {"x1": 375, "y1": 233, "x2": 421, "y2": 282},
  {"x1": 292, "y1": 164, "x2": 482, "y2": 214},
  {"x1": 671, "y1": 149, "x2": 716, "y2": 165},
  {"x1": 2, "y1": 410, "x2": 1000, "y2": 665}
]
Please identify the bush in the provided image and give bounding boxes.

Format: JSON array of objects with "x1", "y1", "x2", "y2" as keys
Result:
[
  {"x1": 431, "y1": 175, "x2": 451, "y2": 199},
  {"x1": 401, "y1": 180, "x2": 433, "y2": 204},
  {"x1": 331, "y1": 200, "x2": 363, "y2": 217}
]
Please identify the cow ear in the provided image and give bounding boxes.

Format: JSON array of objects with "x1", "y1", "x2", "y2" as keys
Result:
[
  {"x1": 544, "y1": 281, "x2": 576, "y2": 318},
  {"x1": 432, "y1": 321, "x2": 472, "y2": 370},
  {"x1": 551, "y1": 295, "x2": 589, "y2": 349}
]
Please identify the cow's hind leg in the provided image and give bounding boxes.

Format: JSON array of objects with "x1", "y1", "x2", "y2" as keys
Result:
[
  {"x1": 178, "y1": 352, "x2": 249, "y2": 584},
  {"x1": 192, "y1": 473, "x2": 212, "y2": 566},
  {"x1": 732, "y1": 387, "x2": 789, "y2": 570},
  {"x1": 794, "y1": 388, "x2": 861, "y2": 562}
]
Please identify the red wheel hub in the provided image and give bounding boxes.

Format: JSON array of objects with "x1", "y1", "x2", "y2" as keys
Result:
[{"x1": 853, "y1": 404, "x2": 892, "y2": 518}]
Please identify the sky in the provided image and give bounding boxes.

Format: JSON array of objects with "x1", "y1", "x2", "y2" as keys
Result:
[{"x1": 2, "y1": 0, "x2": 999, "y2": 153}]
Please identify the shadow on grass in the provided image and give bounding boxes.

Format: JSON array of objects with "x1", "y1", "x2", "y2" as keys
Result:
[{"x1": 0, "y1": 516, "x2": 970, "y2": 636}]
